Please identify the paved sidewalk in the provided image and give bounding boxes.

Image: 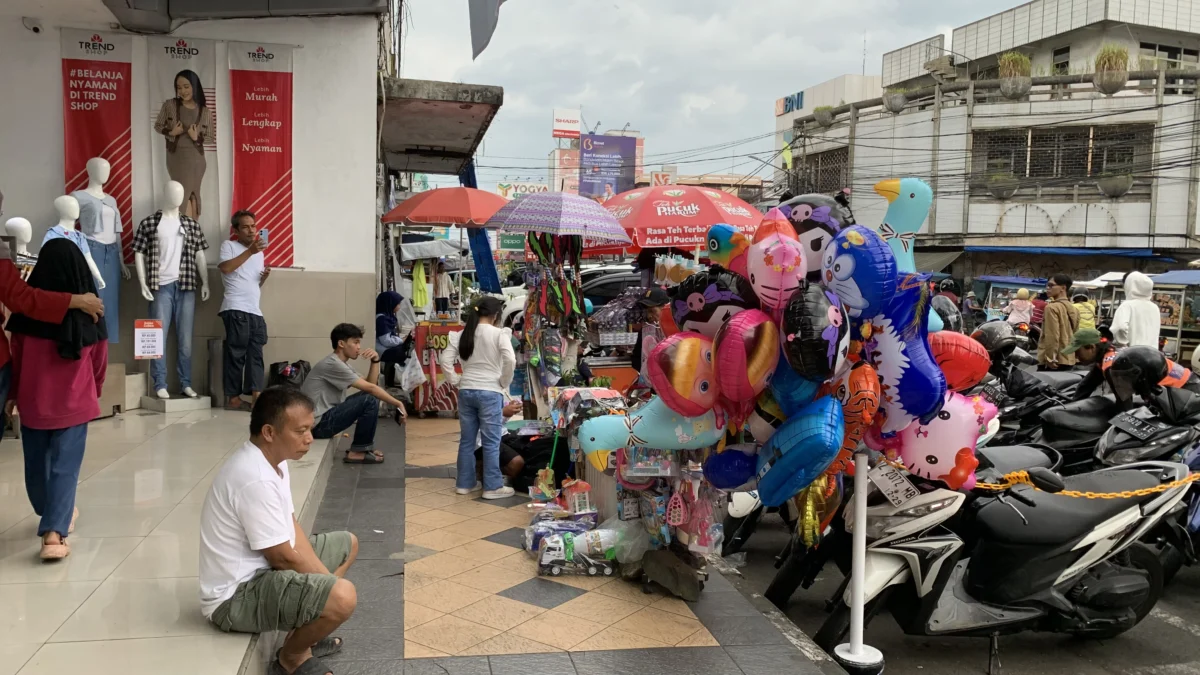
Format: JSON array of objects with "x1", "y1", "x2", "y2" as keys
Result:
[{"x1": 307, "y1": 417, "x2": 840, "y2": 674}]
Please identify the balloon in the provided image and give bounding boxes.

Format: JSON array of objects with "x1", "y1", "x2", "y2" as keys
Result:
[
  {"x1": 755, "y1": 396, "x2": 845, "y2": 508},
  {"x1": 706, "y1": 223, "x2": 750, "y2": 277},
  {"x1": 820, "y1": 361, "x2": 881, "y2": 480},
  {"x1": 865, "y1": 272, "x2": 948, "y2": 434},
  {"x1": 768, "y1": 355, "x2": 821, "y2": 417},
  {"x1": 794, "y1": 474, "x2": 843, "y2": 546},
  {"x1": 929, "y1": 331, "x2": 991, "y2": 392},
  {"x1": 874, "y1": 177, "x2": 933, "y2": 273},
  {"x1": 714, "y1": 309, "x2": 780, "y2": 426},
  {"x1": 748, "y1": 389, "x2": 785, "y2": 445},
  {"x1": 780, "y1": 194, "x2": 856, "y2": 283},
  {"x1": 898, "y1": 392, "x2": 997, "y2": 491},
  {"x1": 576, "y1": 397, "x2": 727, "y2": 471},
  {"x1": 931, "y1": 295, "x2": 963, "y2": 333},
  {"x1": 671, "y1": 267, "x2": 760, "y2": 338},
  {"x1": 928, "y1": 310, "x2": 944, "y2": 333},
  {"x1": 781, "y1": 285, "x2": 851, "y2": 382},
  {"x1": 703, "y1": 445, "x2": 758, "y2": 490},
  {"x1": 819, "y1": 225, "x2": 897, "y2": 320},
  {"x1": 647, "y1": 332, "x2": 719, "y2": 416},
  {"x1": 746, "y1": 215, "x2": 806, "y2": 315}
]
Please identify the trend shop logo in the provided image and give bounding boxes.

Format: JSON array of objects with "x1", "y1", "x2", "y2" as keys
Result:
[
  {"x1": 165, "y1": 39, "x2": 200, "y2": 59},
  {"x1": 247, "y1": 46, "x2": 275, "y2": 61},
  {"x1": 78, "y1": 34, "x2": 115, "y2": 53}
]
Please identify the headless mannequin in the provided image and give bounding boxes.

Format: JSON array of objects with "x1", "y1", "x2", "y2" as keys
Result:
[
  {"x1": 77, "y1": 158, "x2": 130, "y2": 280},
  {"x1": 135, "y1": 181, "x2": 208, "y2": 399},
  {"x1": 4, "y1": 218, "x2": 32, "y2": 257},
  {"x1": 50, "y1": 196, "x2": 106, "y2": 290}
]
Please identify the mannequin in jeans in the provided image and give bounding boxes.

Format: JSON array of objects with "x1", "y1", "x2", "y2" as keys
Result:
[
  {"x1": 72, "y1": 158, "x2": 131, "y2": 342},
  {"x1": 134, "y1": 181, "x2": 210, "y2": 399}
]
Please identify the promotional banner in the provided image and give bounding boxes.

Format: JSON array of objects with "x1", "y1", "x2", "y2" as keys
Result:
[
  {"x1": 579, "y1": 134, "x2": 636, "y2": 203},
  {"x1": 552, "y1": 108, "x2": 581, "y2": 138},
  {"x1": 147, "y1": 37, "x2": 220, "y2": 246},
  {"x1": 61, "y1": 30, "x2": 133, "y2": 259},
  {"x1": 496, "y1": 182, "x2": 547, "y2": 200},
  {"x1": 230, "y1": 42, "x2": 294, "y2": 267}
]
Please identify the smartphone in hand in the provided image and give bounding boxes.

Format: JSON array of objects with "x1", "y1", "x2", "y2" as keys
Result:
[{"x1": 258, "y1": 228, "x2": 269, "y2": 246}]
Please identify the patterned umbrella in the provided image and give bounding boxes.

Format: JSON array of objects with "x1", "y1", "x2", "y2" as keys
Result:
[{"x1": 484, "y1": 192, "x2": 632, "y2": 243}]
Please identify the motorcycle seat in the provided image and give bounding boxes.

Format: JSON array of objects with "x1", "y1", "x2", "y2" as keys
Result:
[
  {"x1": 1031, "y1": 369, "x2": 1086, "y2": 390},
  {"x1": 974, "y1": 469, "x2": 1159, "y2": 546},
  {"x1": 976, "y1": 445, "x2": 1058, "y2": 482}
]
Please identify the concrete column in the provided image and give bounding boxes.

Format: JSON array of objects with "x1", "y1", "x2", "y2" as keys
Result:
[
  {"x1": 930, "y1": 84, "x2": 942, "y2": 234},
  {"x1": 962, "y1": 83, "x2": 975, "y2": 237}
]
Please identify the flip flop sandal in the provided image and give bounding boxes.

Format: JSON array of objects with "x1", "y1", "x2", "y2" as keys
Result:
[
  {"x1": 268, "y1": 655, "x2": 332, "y2": 675},
  {"x1": 40, "y1": 539, "x2": 70, "y2": 561},
  {"x1": 343, "y1": 451, "x2": 384, "y2": 464},
  {"x1": 311, "y1": 637, "x2": 343, "y2": 658}
]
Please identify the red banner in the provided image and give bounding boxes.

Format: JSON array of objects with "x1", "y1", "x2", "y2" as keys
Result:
[
  {"x1": 230, "y1": 43, "x2": 294, "y2": 267},
  {"x1": 61, "y1": 30, "x2": 133, "y2": 261}
]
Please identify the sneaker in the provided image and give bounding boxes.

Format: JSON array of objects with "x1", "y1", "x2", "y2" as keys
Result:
[
  {"x1": 456, "y1": 482, "x2": 483, "y2": 495},
  {"x1": 482, "y1": 486, "x2": 516, "y2": 500}
]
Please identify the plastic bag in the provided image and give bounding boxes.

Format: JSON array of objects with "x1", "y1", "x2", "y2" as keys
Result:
[
  {"x1": 600, "y1": 516, "x2": 652, "y2": 564},
  {"x1": 396, "y1": 297, "x2": 418, "y2": 337},
  {"x1": 268, "y1": 360, "x2": 311, "y2": 388},
  {"x1": 400, "y1": 354, "x2": 427, "y2": 392}
]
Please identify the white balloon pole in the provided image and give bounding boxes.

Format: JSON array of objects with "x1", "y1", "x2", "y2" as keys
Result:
[{"x1": 833, "y1": 449, "x2": 885, "y2": 675}]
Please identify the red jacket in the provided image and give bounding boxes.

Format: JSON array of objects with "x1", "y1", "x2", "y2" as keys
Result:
[
  {"x1": 11, "y1": 335, "x2": 107, "y2": 429},
  {"x1": 0, "y1": 259, "x2": 72, "y2": 369}
]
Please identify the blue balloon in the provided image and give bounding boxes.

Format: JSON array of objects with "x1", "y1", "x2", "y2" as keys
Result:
[
  {"x1": 928, "y1": 310, "x2": 944, "y2": 333},
  {"x1": 819, "y1": 226, "x2": 897, "y2": 321},
  {"x1": 768, "y1": 354, "x2": 821, "y2": 417},
  {"x1": 868, "y1": 272, "x2": 948, "y2": 434},
  {"x1": 703, "y1": 447, "x2": 758, "y2": 491},
  {"x1": 755, "y1": 396, "x2": 845, "y2": 508}
]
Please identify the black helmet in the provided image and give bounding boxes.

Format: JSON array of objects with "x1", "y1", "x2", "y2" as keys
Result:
[
  {"x1": 971, "y1": 320, "x2": 1018, "y2": 358},
  {"x1": 931, "y1": 295, "x2": 963, "y2": 333},
  {"x1": 939, "y1": 279, "x2": 959, "y2": 295},
  {"x1": 1106, "y1": 346, "x2": 1168, "y2": 403}
]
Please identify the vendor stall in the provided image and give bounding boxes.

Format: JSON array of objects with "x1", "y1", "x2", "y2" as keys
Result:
[
  {"x1": 1144, "y1": 269, "x2": 1200, "y2": 361},
  {"x1": 972, "y1": 275, "x2": 1047, "y2": 321}
]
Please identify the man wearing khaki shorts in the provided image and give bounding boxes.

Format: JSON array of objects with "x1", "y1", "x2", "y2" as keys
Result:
[{"x1": 199, "y1": 388, "x2": 359, "y2": 675}]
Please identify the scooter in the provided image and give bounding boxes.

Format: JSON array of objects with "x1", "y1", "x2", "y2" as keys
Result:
[
  {"x1": 814, "y1": 461, "x2": 1190, "y2": 674},
  {"x1": 721, "y1": 491, "x2": 796, "y2": 557}
]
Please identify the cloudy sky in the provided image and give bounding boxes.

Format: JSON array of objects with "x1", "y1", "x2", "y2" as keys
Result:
[{"x1": 404, "y1": 0, "x2": 1019, "y2": 190}]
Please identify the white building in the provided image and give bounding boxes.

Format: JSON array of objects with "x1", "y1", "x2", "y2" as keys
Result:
[
  {"x1": 772, "y1": 74, "x2": 881, "y2": 190},
  {"x1": 779, "y1": 0, "x2": 1200, "y2": 282}
]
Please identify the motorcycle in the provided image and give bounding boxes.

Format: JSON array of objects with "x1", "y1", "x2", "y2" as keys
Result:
[
  {"x1": 814, "y1": 461, "x2": 1190, "y2": 673},
  {"x1": 721, "y1": 490, "x2": 796, "y2": 558}
]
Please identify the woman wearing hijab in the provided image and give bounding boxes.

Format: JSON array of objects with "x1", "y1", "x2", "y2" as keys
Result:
[
  {"x1": 375, "y1": 291, "x2": 414, "y2": 388},
  {"x1": 7, "y1": 239, "x2": 109, "y2": 560}
]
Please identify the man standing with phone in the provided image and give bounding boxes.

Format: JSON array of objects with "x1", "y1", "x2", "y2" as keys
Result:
[{"x1": 218, "y1": 210, "x2": 270, "y2": 411}]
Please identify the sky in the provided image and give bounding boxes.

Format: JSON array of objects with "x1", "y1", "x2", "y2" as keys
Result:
[{"x1": 403, "y1": 0, "x2": 1021, "y2": 191}]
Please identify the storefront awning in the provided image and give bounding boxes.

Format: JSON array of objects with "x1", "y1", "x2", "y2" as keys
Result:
[
  {"x1": 378, "y1": 77, "x2": 504, "y2": 175},
  {"x1": 914, "y1": 250, "x2": 962, "y2": 273},
  {"x1": 964, "y1": 246, "x2": 1167, "y2": 259}
]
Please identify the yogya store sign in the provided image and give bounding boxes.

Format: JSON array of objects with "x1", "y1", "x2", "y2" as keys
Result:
[{"x1": 497, "y1": 182, "x2": 548, "y2": 200}]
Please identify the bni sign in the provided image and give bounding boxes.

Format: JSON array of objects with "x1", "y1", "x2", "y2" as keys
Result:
[{"x1": 775, "y1": 92, "x2": 804, "y2": 117}]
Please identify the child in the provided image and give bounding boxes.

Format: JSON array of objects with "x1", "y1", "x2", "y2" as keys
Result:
[
  {"x1": 1004, "y1": 288, "x2": 1034, "y2": 325},
  {"x1": 433, "y1": 261, "x2": 452, "y2": 315}
]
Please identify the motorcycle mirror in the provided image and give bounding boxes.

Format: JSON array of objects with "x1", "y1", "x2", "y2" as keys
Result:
[{"x1": 1026, "y1": 467, "x2": 1065, "y2": 494}]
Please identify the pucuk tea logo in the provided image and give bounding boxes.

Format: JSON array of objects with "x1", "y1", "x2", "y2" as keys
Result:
[
  {"x1": 247, "y1": 46, "x2": 275, "y2": 61},
  {"x1": 165, "y1": 39, "x2": 199, "y2": 58},
  {"x1": 78, "y1": 34, "x2": 115, "y2": 53}
]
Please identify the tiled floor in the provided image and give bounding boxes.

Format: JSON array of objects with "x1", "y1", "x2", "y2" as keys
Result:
[
  {"x1": 312, "y1": 416, "x2": 833, "y2": 674},
  {"x1": 0, "y1": 408, "x2": 333, "y2": 675}
]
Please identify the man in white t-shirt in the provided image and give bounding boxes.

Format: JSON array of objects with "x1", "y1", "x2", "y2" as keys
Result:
[
  {"x1": 199, "y1": 388, "x2": 359, "y2": 675},
  {"x1": 218, "y1": 210, "x2": 270, "y2": 412}
]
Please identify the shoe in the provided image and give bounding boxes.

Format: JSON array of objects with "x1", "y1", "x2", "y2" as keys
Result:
[
  {"x1": 482, "y1": 486, "x2": 516, "y2": 500},
  {"x1": 456, "y1": 482, "x2": 483, "y2": 495},
  {"x1": 40, "y1": 537, "x2": 70, "y2": 561}
]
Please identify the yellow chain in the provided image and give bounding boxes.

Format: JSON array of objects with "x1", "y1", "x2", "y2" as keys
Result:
[{"x1": 976, "y1": 471, "x2": 1200, "y2": 499}]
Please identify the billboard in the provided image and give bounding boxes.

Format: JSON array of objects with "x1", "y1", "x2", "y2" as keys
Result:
[
  {"x1": 496, "y1": 182, "x2": 547, "y2": 200},
  {"x1": 552, "y1": 108, "x2": 581, "y2": 138},
  {"x1": 579, "y1": 134, "x2": 636, "y2": 203}
]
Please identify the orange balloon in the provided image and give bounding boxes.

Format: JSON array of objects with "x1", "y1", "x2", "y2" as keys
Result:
[
  {"x1": 819, "y1": 361, "x2": 881, "y2": 482},
  {"x1": 929, "y1": 331, "x2": 991, "y2": 392}
]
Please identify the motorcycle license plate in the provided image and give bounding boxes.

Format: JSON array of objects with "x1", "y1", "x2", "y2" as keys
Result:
[
  {"x1": 869, "y1": 463, "x2": 920, "y2": 508},
  {"x1": 1111, "y1": 411, "x2": 1171, "y2": 441},
  {"x1": 981, "y1": 383, "x2": 1005, "y2": 406}
]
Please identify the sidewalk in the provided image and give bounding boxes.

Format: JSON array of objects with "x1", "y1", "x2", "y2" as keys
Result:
[{"x1": 309, "y1": 416, "x2": 841, "y2": 674}]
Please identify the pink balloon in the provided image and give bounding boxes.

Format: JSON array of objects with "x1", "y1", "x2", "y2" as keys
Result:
[
  {"x1": 713, "y1": 309, "x2": 780, "y2": 427},
  {"x1": 647, "y1": 332, "x2": 720, "y2": 417},
  {"x1": 897, "y1": 393, "x2": 997, "y2": 491}
]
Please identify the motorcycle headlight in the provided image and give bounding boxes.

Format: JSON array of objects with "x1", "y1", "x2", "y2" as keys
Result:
[
  {"x1": 1106, "y1": 431, "x2": 1193, "y2": 465},
  {"x1": 847, "y1": 497, "x2": 958, "y2": 540}
]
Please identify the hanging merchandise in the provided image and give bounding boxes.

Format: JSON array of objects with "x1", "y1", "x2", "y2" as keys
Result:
[
  {"x1": 746, "y1": 211, "x2": 806, "y2": 317},
  {"x1": 928, "y1": 330, "x2": 991, "y2": 392},
  {"x1": 755, "y1": 395, "x2": 845, "y2": 508},
  {"x1": 713, "y1": 308, "x2": 779, "y2": 427},
  {"x1": 747, "y1": 389, "x2": 786, "y2": 445},
  {"x1": 647, "y1": 331, "x2": 720, "y2": 417},
  {"x1": 577, "y1": 396, "x2": 726, "y2": 471},
  {"x1": 819, "y1": 225, "x2": 897, "y2": 321},
  {"x1": 897, "y1": 392, "x2": 997, "y2": 491},
  {"x1": 705, "y1": 223, "x2": 750, "y2": 277},
  {"x1": 794, "y1": 474, "x2": 843, "y2": 547},
  {"x1": 702, "y1": 444, "x2": 757, "y2": 490},
  {"x1": 671, "y1": 266, "x2": 760, "y2": 338},
  {"x1": 655, "y1": 254, "x2": 705, "y2": 286},
  {"x1": 781, "y1": 285, "x2": 851, "y2": 383},
  {"x1": 411, "y1": 260, "x2": 429, "y2": 308},
  {"x1": 820, "y1": 361, "x2": 881, "y2": 482},
  {"x1": 768, "y1": 355, "x2": 822, "y2": 417}
]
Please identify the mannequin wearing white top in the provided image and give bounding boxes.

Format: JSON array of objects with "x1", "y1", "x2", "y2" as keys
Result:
[
  {"x1": 4, "y1": 218, "x2": 32, "y2": 257},
  {"x1": 48, "y1": 196, "x2": 106, "y2": 291},
  {"x1": 73, "y1": 158, "x2": 129, "y2": 345},
  {"x1": 135, "y1": 181, "x2": 209, "y2": 400},
  {"x1": 75, "y1": 158, "x2": 130, "y2": 279}
]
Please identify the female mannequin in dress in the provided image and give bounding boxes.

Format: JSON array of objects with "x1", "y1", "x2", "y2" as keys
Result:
[
  {"x1": 44, "y1": 196, "x2": 105, "y2": 291},
  {"x1": 72, "y1": 158, "x2": 128, "y2": 342}
]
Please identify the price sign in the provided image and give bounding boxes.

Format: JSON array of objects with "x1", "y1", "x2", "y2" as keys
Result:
[
  {"x1": 133, "y1": 319, "x2": 163, "y2": 360},
  {"x1": 1111, "y1": 411, "x2": 1171, "y2": 441},
  {"x1": 868, "y1": 462, "x2": 920, "y2": 507}
]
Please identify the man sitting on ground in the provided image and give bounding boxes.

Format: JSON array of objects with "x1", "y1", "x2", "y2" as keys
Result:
[
  {"x1": 199, "y1": 388, "x2": 359, "y2": 675},
  {"x1": 302, "y1": 323, "x2": 407, "y2": 464}
]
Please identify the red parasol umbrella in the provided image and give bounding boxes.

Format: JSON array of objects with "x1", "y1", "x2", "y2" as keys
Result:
[
  {"x1": 381, "y1": 187, "x2": 507, "y2": 227},
  {"x1": 586, "y1": 185, "x2": 763, "y2": 255}
]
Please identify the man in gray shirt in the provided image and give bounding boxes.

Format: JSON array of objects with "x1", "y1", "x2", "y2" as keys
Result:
[{"x1": 303, "y1": 323, "x2": 407, "y2": 464}]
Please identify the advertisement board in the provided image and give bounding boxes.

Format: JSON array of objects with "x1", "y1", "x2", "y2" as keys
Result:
[
  {"x1": 496, "y1": 182, "x2": 548, "y2": 200},
  {"x1": 552, "y1": 108, "x2": 581, "y2": 138},
  {"x1": 579, "y1": 134, "x2": 636, "y2": 203},
  {"x1": 651, "y1": 171, "x2": 673, "y2": 186}
]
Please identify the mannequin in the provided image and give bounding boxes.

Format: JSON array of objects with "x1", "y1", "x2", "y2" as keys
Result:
[
  {"x1": 134, "y1": 181, "x2": 209, "y2": 400},
  {"x1": 44, "y1": 196, "x2": 106, "y2": 291},
  {"x1": 72, "y1": 157, "x2": 129, "y2": 343},
  {"x1": 5, "y1": 218, "x2": 32, "y2": 257}
]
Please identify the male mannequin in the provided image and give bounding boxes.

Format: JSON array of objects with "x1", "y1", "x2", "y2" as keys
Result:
[
  {"x1": 72, "y1": 157, "x2": 129, "y2": 343},
  {"x1": 44, "y1": 196, "x2": 106, "y2": 290},
  {"x1": 133, "y1": 181, "x2": 210, "y2": 400}
]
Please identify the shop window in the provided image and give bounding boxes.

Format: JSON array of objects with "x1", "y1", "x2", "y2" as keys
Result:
[
  {"x1": 1052, "y1": 47, "x2": 1071, "y2": 75},
  {"x1": 795, "y1": 146, "x2": 850, "y2": 195}
]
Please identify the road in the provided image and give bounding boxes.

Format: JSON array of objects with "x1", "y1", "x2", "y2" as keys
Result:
[{"x1": 733, "y1": 513, "x2": 1200, "y2": 675}]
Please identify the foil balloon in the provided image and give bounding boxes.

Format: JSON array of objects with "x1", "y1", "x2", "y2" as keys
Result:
[
  {"x1": 768, "y1": 354, "x2": 821, "y2": 418},
  {"x1": 748, "y1": 389, "x2": 785, "y2": 445},
  {"x1": 647, "y1": 332, "x2": 719, "y2": 416},
  {"x1": 898, "y1": 392, "x2": 997, "y2": 491},
  {"x1": 931, "y1": 295, "x2": 964, "y2": 333},
  {"x1": 874, "y1": 177, "x2": 933, "y2": 273},
  {"x1": 703, "y1": 444, "x2": 758, "y2": 490},
  {"x1": 929, "y1": 331, "x2": 991, "y2": 392},
  {"x1": 781, "y1": 285, "x2": 850, "y2": 382},
  {"x1": 865, "y1": 273, "x2": 948, "y2": 434},
  {"x1": 671, "y1": 267, "x2": 761, "y2": 338},
  {"x1": 755, "y1": 396, "x2": 845, "y2": 508},
  {"x1": 820, "y1": 361, "x2": 881, "y2": 480},
  {"x1": 747, "y1": 214, "x2": 806, "y2": 315},
  {"x1": 706, "y1": 223, "x2": 750, "y2": 277},
  {"x1": 794, "y1": 474, "x2": 843, "y2": 547},
  {"x1": 713, "y1": 309, "x2": 780, "y2": 427},
  {"x1": 819, "y1": 225, "x2": 897, "y2": 320},
  {"x1": 780, "y1": 193, "x2": 856, "y2": 283},
  {"x1": 576, "y1": 397, "x2": 726, "y2": 472}
]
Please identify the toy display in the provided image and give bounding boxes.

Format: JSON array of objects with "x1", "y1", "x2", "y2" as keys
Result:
[
  {"x1": 755, "y1": 396, "x2": 845, "y2": 508},
  {"x1": 713, "y1": 308, "x2": 779, "y2": 426},
  {"x1": 647, "y1": 332, "x2": 719, "y2": 417},
  {"x1": 819, "y1": 225, "x2": 896, "y2": 320},
  {"x1": 706, "y1": 223, "x2": 750, "y2": 277},
  {"x1": 746, "y1": 211, "x2": 806, "y2": 316},
  {"x1": 781, "y1": 285, "x2": 850, "y2": 383},
  {"x1": 780, "y1": 192, "x2": 856, "y2": 283},
  {"x1": 671, "y1": 266, "x2": 760, "y2": 338}
]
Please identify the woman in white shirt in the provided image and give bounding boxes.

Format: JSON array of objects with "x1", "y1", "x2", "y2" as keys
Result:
[{"x1": 439, "y1": 296, "x2": 517, "y2": 499}]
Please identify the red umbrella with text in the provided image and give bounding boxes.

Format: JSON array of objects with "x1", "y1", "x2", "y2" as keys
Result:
[{"x1": 588, "y1": 185, "x2": 763, "y2": 255}]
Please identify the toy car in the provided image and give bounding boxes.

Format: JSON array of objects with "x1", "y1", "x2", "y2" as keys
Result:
[{"x1": 537, "y1": 534, "x2": 618, "y2": 577}]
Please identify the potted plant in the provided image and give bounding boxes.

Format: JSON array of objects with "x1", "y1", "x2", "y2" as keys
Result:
[
  {"x1": 987, "y1": 172, "x2": 1019, "y2": 200},
  {"x1": 813, "y1": 105, "x2": 835, "y2": 127},
  {"x1": 882, "y1": 88, "x2": 907, "y2": 114},
  {"x1": 1094, "y1": 44, "x2": 1129, "y2": 96},
  {"x1": 998, "y1": 51, "x2": 1033, "y2": 100},
  {"x1": 1097, "y1": 172, "x2": 1134, "y2": 198}
]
